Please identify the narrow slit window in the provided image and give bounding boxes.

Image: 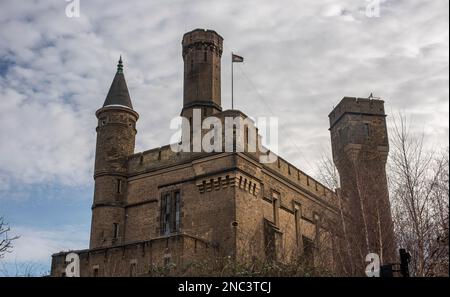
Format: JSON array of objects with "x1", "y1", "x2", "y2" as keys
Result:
[
  {"x1": 294, "y1": 204, "x2": 301, "y2": 248},
  {"x1": 364, "y1": 123, "x2": 370, "y2": 138},
  {"x1": 117, "y1": 179, "x2": 122, "y2": 194},
  {"x1": 245, "y1": 127, "x2": 249, "y2": 145},
  {"x1": 113, "y1": 223, "x2": 119, "y2": 239},
  {"x1": 272, "y1": 192, "x2": 280, "y2": 226},
  {"x1": 314, "y1": 214, "x2": 321, "y2": 247}
]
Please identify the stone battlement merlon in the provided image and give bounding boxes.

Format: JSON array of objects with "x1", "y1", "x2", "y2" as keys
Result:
[
  {"x1": 127, "y1": 144, "x2": 192, "y2": 174},
  {"x1": 182, "y1": 28, "x2": 223, "y2": 57},
  {"x1": 261, "y1": 154, "x2": 337, "y2": 204},
  {"x1": 328, "y1": 97, "x2": 386, "y2": 129}
]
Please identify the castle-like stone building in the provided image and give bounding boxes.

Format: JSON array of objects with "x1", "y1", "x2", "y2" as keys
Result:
[{"x1": 51, "y1": 29, "x2": 396, "y2": 277}]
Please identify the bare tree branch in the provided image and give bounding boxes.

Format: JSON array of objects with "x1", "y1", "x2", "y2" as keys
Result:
[{"x1": 0, "y1": 216, "x2": 20, "y2": 259}]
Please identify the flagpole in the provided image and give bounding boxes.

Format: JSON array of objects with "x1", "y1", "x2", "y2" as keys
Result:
[{"x1": 231, "y1": 51, "x2": 234, "y2": 110}]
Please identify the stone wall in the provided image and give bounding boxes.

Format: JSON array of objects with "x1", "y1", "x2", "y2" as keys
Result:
[{"x1": 51, "y1": 234, "x2": 217, "y2": 277}]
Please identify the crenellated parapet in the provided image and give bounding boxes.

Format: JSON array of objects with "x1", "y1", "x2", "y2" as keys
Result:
[{"x1": 182, "y1": 28, "x2": 223, "y2": 58}]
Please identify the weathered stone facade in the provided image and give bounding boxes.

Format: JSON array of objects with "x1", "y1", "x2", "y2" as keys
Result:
[
  {"x1": 329, "y1": 97, "x2": 396, "y2": 274},
  {"x1": 50, "y1": 29, "x2": 395, "y2": 277}
]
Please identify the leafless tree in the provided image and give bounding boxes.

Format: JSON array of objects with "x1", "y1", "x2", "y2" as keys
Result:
[
  {"x1": 315, "y1": 114, "x2": 449, "y2": 277},
  {"x1": 317, "y1": 153, "x2": 340, "y2": 191},
  {"x1": 389, "y1": 115, "x2": 449, "y2": 276},
  {"x1": 316, "y1": 153, "x2": 358, "y2": 275},
  {"x1": 0, "y1": 216, "x2": 19, "y2": 259},
  {"x1": 0, "y1": 261, "x2": 48, "y2": 277}
]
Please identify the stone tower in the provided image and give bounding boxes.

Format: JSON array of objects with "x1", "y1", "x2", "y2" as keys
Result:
[
  {"x1": 90, "y1": 57, "x2": 139, "y2": 249},
  {"x1": 181, "y1": 28, "x2": 223, "y2": 119},
  {"x1": 329, "y1": 97, "x2": 396, "y2": 271}
]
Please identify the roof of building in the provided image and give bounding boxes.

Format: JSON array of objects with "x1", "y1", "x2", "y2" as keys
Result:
[{"x1": 103, "y1": 56, "x2": 133, "y2": 109}]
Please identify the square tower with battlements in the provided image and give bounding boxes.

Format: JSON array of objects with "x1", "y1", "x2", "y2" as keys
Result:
[{"x1": 329, "y1": 97, "x2": 396, "y2": 272}]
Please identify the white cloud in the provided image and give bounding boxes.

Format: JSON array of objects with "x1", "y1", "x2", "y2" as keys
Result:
[{"x1": 1, "y1": 225, "x2": 88, "y2": 264}]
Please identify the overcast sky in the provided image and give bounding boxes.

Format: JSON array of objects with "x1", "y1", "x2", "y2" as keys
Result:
[{"x1": 0, "y1": 0, "x2": 448, "y2": 275}]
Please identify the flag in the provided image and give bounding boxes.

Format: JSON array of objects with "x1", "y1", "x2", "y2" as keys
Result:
[{"x1": 232, "y1": 53, "x2": 244, "y2": 63}]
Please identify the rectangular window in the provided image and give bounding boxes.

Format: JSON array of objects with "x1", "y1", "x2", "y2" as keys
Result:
[
  {"x1": 160, "y1": 191, "x2": 181, "y2": 235},
  {"x1": 303, "y1": 236, "x2": 315, "y2": 267}
]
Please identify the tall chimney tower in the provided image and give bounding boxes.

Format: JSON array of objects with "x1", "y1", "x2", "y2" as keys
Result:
[{"x1": 181, "y1": 29, "x2": 223, "y2": 119}]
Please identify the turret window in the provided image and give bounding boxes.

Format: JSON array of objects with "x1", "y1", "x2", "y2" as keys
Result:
[
  {"x1": 117, "y1": 179, "x2": 122, "y2": 193},
  {"x1": 99, "y1": 117, "x2": 107, "y2": 126},
  {"x1": 113, "y1": 223, "x2": 119, "y2": 239},
  {"x1": 364, "y1": 123, "x2": 370, "y2": 139}
]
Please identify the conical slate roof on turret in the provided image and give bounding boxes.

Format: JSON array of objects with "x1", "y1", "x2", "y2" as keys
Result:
[{"x1": 103, "y1": 56, "x2": 133, "y2": 109}]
